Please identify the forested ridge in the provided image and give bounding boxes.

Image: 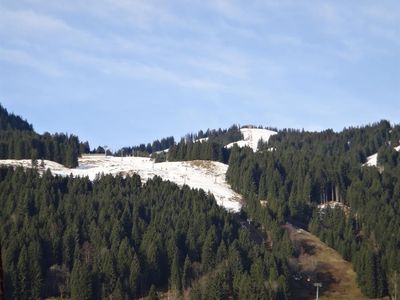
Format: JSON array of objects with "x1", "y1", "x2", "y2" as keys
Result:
[
  {"x1": 0, "y1": 104, "x2": 89, "y2": 168},
  {"x1": 0, "y1": 167, "x2": 291, "y2": 299},
  {"x1": 226, "y1": 120, "x2": 400, "y2": 298},
  {"x1": 115, "y1": 136, "x2": 176, "y2": 157},
  {"x1": 1, "y1": 103, "x2": 400, "y2": 299},
  {"x1": 115, "y1": 125, "x2": 243, "y2": 163}
]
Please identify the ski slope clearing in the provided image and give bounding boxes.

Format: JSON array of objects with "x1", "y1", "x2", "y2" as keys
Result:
[
  {"x1": 0, "y1": 155, "x2": 242, "y2": 212},
  {"x1": 364, "y1": 145, "x2": 400, "y2": 167},
  {"x1": 286, "y1": 223, "x2": 374, "y2": 300},
  {"x1": 226, "y1": 127, "x2": 277, "y2": 151}
]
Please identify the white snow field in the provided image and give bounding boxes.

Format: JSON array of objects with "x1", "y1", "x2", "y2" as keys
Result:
[
  {"x1": 226, "y1": 127, "x2": 277, "y2": 151},
  {"x1": 0, "y1": 155, "x2": 242, "y2": 212},
  {"x1": 364, "y1": 145, "x2": 400, "y2": 167}
]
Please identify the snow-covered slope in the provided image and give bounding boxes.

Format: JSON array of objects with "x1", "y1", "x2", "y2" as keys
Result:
[
  {"x1": 226, "y1": 127, "x2": 277, "y2": 151},
  {"x1": 0, "y1": 155, "x2": 242, "y2": 212},
  {"x1": 364, "y1": 145, "x2": 400, "y2": 167}
]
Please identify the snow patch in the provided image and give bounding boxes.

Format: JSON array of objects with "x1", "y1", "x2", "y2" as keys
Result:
[
  {"x1": 318, "y1": 201, "x2": 348, "y2": 211},
  {"x1": 226, "y1": 128, "x2": 277, "y2": 152},
  {"x1": 363, "y1": 145, "x2": 400, "y2": 167},
  {"x1": 195, "y1": 137, "x2": 209, "y2": 143},
  {"x1": 0, "y1": 155, "x2": 242, "y2": 213},
  {"x1": 318, "y1": 201, "x2": 350, "y2": 216},
  {"x1": 154, "y1": 148, "x2": 169, "y2": 154}
]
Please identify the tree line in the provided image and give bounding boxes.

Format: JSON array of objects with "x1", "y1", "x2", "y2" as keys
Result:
[
  {"x1": 2, "y1": 102, "x2": 399, "y2": 298},
  {"x1": 114, "y1": 125, "x2": 243, "y2": 162},
  {"x1": 225, "y1": 120, "x2": 400, "y2": 298},
  {"x1": 163, "y1": 125, "x2": 243, "y2": 163},
  {"x1": 0, "y1": 105, "x2": 33, "y2": 131},
  {"x1": 115, "y1": 136, "x2": 175, "y2": 157},
  {"x1": 0, "y1": 104, "x2": 89, "y2": 168},
  {"x1": 0, "y1": 166, "x2": 290, "y2": 299}
]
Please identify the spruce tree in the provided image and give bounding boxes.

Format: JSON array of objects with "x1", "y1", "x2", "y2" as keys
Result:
[
  {"x1": 70, "y1": 260, "x2": 92, "y2": 300},
  {"x1": 171, "y1": 251, "x2": 182, "y2": 292},
  {"x1": 182, "y1": 255, "x2": 192, "y2": 289}
]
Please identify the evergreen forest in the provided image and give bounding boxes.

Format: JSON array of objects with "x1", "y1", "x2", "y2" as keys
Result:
[
  {"x1": 0, "y1": 105, "x2": 89, "y2": 168},
  {"x1": 1, "y1": 104, "x2": 400, "y2": 299}
]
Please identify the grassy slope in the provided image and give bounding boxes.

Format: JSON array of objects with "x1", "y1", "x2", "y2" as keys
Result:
[{"x1": 286, "y1": 224, "x2": 389, "y2": 300}]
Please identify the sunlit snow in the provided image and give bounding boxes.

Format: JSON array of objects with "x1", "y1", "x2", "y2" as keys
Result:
[
  {"x1": 0, "y1": 155, "x2": 242, "y2": 212},
  {"x1": 226, "y1": 127, "x2": 277, "y2": 151},
  {"x1": 364, "y1": 145, "x2": 400, "y2": 167}
]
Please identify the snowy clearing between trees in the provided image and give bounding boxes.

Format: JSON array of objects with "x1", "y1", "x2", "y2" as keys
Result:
[
  {"x1": 226, "y1": 127, "x2": 277, "y2": 151},
  {"x1": 0, "y1": 155, "x2": 242, "y2": 212},
  {"x1": 363, "y1": 145, "x2": 400, "y2": 167}
]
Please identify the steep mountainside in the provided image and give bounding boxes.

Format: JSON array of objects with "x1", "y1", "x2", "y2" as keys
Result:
[
  {"x1": 0, "y1": 104, "x2": 399, "y2": 299},
  {"x1": 226, "y1": 120, "x2": 400, "y2": 298},
  {"x1": 0, "y1": 155, "x2": 242, "y2": 212}
]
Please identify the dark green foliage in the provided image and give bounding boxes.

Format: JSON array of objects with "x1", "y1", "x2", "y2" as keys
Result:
[
  {"x1": 167, "y1": 139, "x2": 230, "y2": 163},
  {"x1": 182, "y1": 255, "x2": 191, "y2": 289},
  {"x1": 226, "y1": 120, "x2": 400, "y2": 298},
  {"x1": 4, "y1": 102, "x2": 398, "y2": 298},
  {"x1": 0, "y1": 104, "x2": 33, "y2": 131},
  {"x1": 70, "y1": 260, "x2": 92, "y2": 300},
  {"x1": 308, "y1": 165, "x2": 399, "y2": 298},
  {"x1": 0, "y1": 130, "x2": 83, "y2": 168},
  {"x1": 0, "y1": 103, "x2": 88, "y2": 167},
  {"x1": 0, "y1": 167, "x2": 287, "y2": 299},
  {"x1": 115, "y1": 124, "x2": 242, "y2": 162},
  {"x1": 0, "y1": 248, "x2": 4, "y2": 300},
  {"x1": 178, "y1": 124, "x2": 243, "y2": 147},
  {"x1": 166, "y1": 125, "x2": 242, "y2": 163},
  {"x1": 170, "y1": 251, "x2": 182, "y2": 292},
  {"x1": 115, "y1": 136, "x2": 175, "y2": 157}
]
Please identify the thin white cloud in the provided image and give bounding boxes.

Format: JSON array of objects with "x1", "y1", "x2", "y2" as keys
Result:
[
  {"x1": 309, "y1": 2, "x2": 400, "y2": 54},
  {"x1": 0, "y1": 47, "x2": 63, "y2": 77},
  {"x1": 0, "y1": 9, "x2": 70, "y2": 33},
  {"x1": 63, "y1": 50, "x2": 226, "y2": 91},
  {"x1": 1, "y1": 0, "x2": 399, "y2": 104},
  {"x1": 0, "y1": 5, "x2": 243, "y2": 91},
  {"x1": 0, "y1": 8, "x2": 110, "y2": 54}
]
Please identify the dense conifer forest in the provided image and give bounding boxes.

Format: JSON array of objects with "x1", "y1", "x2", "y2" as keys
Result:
[
  {"x1": 0, "y1": 105, "x2": 89, "y2": 168},
  {"x1": 164, "y1": 125, "x2": 243, "y2": 163},
  {"x1": 1, "y1": 104, "x2": 400, "y2": 299},
  {"x1": 0, "y1": 167, "x2": 290, "y2": 299},
  {"x1": 225, "y1": 120, "x2": 400, "y2": 298},
  {"x1": 115, "y1": 136, "x2": 176, "y2": 157},
  {"x1": 116, "y1": 125, "x2": 243, "y2": 163}
]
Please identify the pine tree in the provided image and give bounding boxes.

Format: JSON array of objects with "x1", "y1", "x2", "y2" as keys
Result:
[
  {"x1": 201, "y1": 229, "x2": 216, "y2": 272},
  {"x1": 17, "y1": 246, "x2": 30, "y2": 299},
  {"x1": 171, "y1": 251, "x2": 182, "y2": 292},
  {"x1": 182, "y1": 255, "x2": 192, "y2": 289},
  {"x1": 216, "y1": 240, "x2": 227, "y2": 264},
  {"x1": 0, "y1": 247, "x2": 4, "y2": 300},
  {"x1": 70, "y1": 260, "x2": 92, "y2": 300},
  {"x1": 361, "y1": 248, "x2": 377, "y2": 298},
  {"x1": 30, "y1": 257, "x2": 43, "y2": 299},
  {"x1": 129, "y1": 252, "x2": 141, "y2": 298}
]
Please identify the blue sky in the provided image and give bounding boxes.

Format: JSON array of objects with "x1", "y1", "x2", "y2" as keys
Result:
[{"x1": 1, "y1": 1, "x2": 399, "y2": 149}]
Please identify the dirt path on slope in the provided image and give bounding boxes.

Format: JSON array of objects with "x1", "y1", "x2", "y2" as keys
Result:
[{"x1": 285, "y1": 224, "x2": 388, "y2": 300}]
